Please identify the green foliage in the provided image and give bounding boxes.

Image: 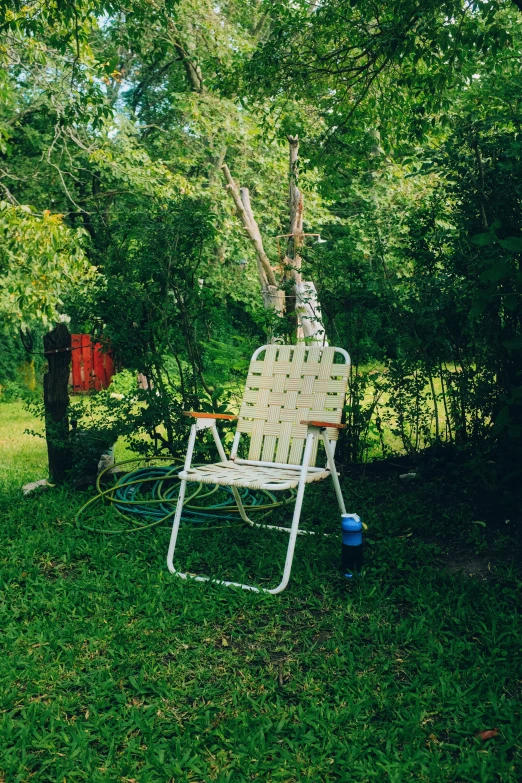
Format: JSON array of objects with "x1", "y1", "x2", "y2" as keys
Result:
[
  {"x1": 0, "y1": 203, "x2": 96, "y2": 328},
  {"x1": 0, "y1": 318, "x2": 30, "y2": 386},
  {"x1": 262, "y1": 3, "x2": 522, "y2": 471},
  {"x1": 245, "y1": 0, "x2": 520, "y2": 148},
  {"x1": 65, "y1": 196, "x2": 261, "y2": 456},
  {"x1": 3, "y1": 0, "x2": 522, "y2": 473}
]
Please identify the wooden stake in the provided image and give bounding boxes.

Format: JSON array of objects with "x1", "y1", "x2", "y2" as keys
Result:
[{"x1": 43, "y1": 323, "x2": 72, "y2": 483}]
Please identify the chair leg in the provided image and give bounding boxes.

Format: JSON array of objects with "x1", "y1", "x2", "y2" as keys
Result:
[
  {"x1": 166, "y1": 477, "x2": 187, "y2": 575},
  {"x1": 231, "y1": 479, "x2": 327, "y2": 539},
  {"x1": 166, "y1": 424, "x2": 197, "y2": 577},
  {"x1": 167, "y1": 482, "x2": 265, "y2": 591},
  {"x1": 267, "y1": 481, "x2": 307, "y2": 593},
  {"x1": 215, "y1": 421, "x2": 323, "y2": 538},
  {"x1": 210, "y1": 427, "x2": 283, "y2": 531},
  {"x1": 231, "y1": 486, "x2": 312, "y2": 535},
  {"x1": 267, "y1": 432, "x2": 315, "y2": 594},
  {"x1": 167, "y1": 433, "x2": 315, "y2": 594},
  {"x1": 322, "y1": 431, "x2": 347, "y2": 515}
]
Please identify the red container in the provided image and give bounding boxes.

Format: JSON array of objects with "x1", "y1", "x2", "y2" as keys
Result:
[{"x1": 70, "y1": 334, "x2": 115, "y2": 392}]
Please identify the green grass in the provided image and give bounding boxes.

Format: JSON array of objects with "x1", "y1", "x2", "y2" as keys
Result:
[
  {"x1": 1, "y1": 403, "x2": 521, "y2": 782},
  {"x1": 0, "y1": 401, "x2": 48, "y2": 490}
]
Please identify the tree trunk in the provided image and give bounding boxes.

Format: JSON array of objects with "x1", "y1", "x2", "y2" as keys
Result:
[
  {"x1": 222, "y1": 138, "x2": 327, "y2": 342},
  {"x1": 287, "y1": 135, "x2": 326, "y2": 344},
  {"x1": 285, "y1": 135, "x2": 303, "y2": 326},
  {"x1": 43, "y1": 324, "x2": 72, "y2": 483}
]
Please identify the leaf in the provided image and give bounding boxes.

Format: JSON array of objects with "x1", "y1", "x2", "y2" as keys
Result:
[
  {"x1": 471, "y1": 232, "x2": 494, "y2": 247},
  {"x1": 479, "y1": 261, "x2": 511, "y2": 283},
  {"x1": 221, "y1": 637, "x2": 229, "y2": 647},
  {"x1": 472, "y1": 520, "x2": 486, "y2": 528},
  {"x1": 476, "y1": 728, "x2": 499, "y2": 740},
  {"x1": 470, "y1": 295, "x2": 489, "y2": 317},
  {"x1": 504, "y1": 294, "x2": 519, "y2": 312},
  {"x1": 503, "y1": 336, "x2": 522, "y2": 351},
  {"x1": 499, "y1": 237, "x2": 522, "y2": 253},
  {"x1": 493, "y1": 406, "x2": 510, "y2": 432}
]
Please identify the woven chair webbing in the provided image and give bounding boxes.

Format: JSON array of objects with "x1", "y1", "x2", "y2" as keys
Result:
[
  {"x1": 182, "y1": 461, "x2": 330, "y2": 490},
  {"x1": 237, "y1": 344, "x2": 349, "y2": 467}
]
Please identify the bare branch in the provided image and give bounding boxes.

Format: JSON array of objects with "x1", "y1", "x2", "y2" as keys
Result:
[{"x1": 221, "y1": 164, "x2": 276, "y2": 288}]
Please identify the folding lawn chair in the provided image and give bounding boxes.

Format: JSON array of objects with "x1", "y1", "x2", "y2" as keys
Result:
[{"x1": 167, "y1": 343, "x2": 351, "y2": 594}]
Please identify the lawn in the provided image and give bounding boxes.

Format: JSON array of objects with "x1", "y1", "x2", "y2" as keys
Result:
[{"x1": 0, "y1": 402, "x2": 521, "y2": 782}]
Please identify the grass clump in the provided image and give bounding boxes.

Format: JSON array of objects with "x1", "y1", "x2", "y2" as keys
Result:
[{"x1": 0, "y1": 403, "x2": 521, "y2": 782}]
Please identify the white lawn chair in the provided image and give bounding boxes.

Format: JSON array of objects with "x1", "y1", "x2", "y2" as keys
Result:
[{"x1": 167, "y1": 344, "x2": 351, "y2": 594}]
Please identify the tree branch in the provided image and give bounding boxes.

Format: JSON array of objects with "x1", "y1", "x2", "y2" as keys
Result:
[
  {"x1": 172, "y1": 39, "x2": 203, "y2": 92},
  {"x1": 221, "y1": 164, "x2": 276, "y2": 288}
]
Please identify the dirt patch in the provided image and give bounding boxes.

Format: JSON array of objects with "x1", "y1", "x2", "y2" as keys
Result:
[{"x1": 441, "y1": 550, "x2": 493, "y2": 580}]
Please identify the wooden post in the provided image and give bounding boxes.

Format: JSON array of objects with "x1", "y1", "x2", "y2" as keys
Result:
[{"x1": 43, "y1": 323, "x2": 72, "y2": 483}]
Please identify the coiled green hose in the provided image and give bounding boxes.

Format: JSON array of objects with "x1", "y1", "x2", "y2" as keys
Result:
[{"x1": 75, "y1": 456, "x2": 297, "y2": 534}]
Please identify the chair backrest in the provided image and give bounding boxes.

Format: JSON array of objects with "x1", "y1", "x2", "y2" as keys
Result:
[{"x1": 236, "y1": 344, "x2": 350, "y2": 467}]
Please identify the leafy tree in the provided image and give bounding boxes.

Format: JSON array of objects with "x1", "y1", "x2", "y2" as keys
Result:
[
  {"x1": 0, "y1": 202, "x2": 95, "y2": 328},
  {"x1": 4, "y1": 0, "x2": 522, "y2": 500}
]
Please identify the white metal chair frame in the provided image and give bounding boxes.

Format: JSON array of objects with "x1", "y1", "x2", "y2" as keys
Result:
[{"x1": 167, "y1": 344, "x2": 350, "y2": 594}]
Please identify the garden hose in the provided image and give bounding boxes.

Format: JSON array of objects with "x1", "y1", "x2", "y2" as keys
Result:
[{"x1": 75, "y1": 456, "x2": 297, "y2": 534}]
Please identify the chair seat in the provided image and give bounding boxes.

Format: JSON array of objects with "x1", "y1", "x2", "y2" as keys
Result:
[{"x1": 179, "y1": 460, "x2": 330, "y2": 491}]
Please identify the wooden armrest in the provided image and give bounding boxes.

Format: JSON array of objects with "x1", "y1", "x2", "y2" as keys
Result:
[
  {"x1": 301, "y1": 420, "x2": 346, "y2": 429},
  {"x1": 183, "y1": 411, "x2": 237, "y2": 420}
]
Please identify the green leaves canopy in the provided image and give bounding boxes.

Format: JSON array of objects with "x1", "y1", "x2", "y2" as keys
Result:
[{"x1": 0, "y1": 203, "x2": 96, "y2": 329}]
